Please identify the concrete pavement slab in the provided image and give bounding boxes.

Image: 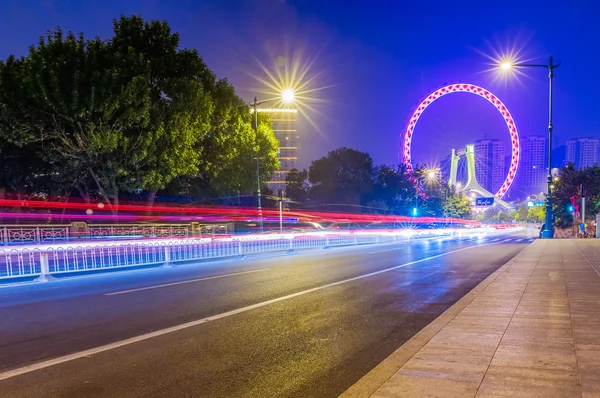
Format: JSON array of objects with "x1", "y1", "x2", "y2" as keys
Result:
[{"x1": 341, "y1": 239, "x2": 600, "y2": 397}]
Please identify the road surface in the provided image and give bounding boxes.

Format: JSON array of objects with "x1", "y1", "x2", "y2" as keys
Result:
[{"x1": 0, "y1": 230, "x2": 536, "y2": 397}]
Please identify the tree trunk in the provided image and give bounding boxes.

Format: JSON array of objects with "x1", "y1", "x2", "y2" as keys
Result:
[
  {"x1": 88, "y1": 167, "x2": 113, "y2": 211},
  {"x1": 147, "y1": 188, "x2": 158, "y2": 207},
  {"x1": 76, "y1": 183, "x2": 91, "y2": 204},
  {"x1": 146, "y1": 188, "x2": 158, "y2": 215},
  {"x1": 109, "y1": 177, "x2": 119, "y2": 216}
]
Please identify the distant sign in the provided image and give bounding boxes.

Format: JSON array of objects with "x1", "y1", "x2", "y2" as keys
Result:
[
  {"x1": 475, "y1": 197, "x2": 495, "y2": 206},
  {"x1": 527, "y1": 201, "x2": 544, "y2": 207}
]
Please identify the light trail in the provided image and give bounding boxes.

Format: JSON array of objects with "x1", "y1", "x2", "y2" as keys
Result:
[{"x1": 0, "y1": 199, "x2": 482, "y2": 227}]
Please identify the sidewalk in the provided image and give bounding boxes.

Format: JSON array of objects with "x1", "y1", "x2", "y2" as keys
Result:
[{"x1": 342, "y1": 239, "x2": 600, "y2": 398}]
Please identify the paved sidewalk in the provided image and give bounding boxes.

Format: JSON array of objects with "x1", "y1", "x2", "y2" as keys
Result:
[{"x1": 342, "y1": 239, "x2": 600, "y2": 397}]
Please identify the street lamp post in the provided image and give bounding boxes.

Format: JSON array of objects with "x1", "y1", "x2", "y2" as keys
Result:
[
  {"x1": 501, "y1": 56, "x2": 561, "y2": 238},
  {"x1": 249, "y1": 90, "x2": 295, "y2": 233},
  {"x1": 249, "y1": 97, "x2": 264, "y2": 232},
  {"x1": 414, "y1": 168, "x2": 441, "y2": 217}
]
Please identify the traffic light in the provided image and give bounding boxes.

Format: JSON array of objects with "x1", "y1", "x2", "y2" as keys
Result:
[
  {"x1": 568, "y1": 205, "x2": 574, "y2": 213},
  {"x1": 413, "y1": 207, "x2": 417, "y2": 216}
]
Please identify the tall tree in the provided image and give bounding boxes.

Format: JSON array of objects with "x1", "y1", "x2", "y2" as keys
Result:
[
  {"x1": 552, "y1": 163, "x2": 600, "y2": 227},
  {"x1": 108, "y1": 16, "x2": 216, "y2": 206},
  {"x1": 443, "y1": 189, "x2": 473, "y2": 219},
  {"x1": 370, "y1": 164, "x2": 415, "y2": 214},
  {"x1": 0, "y1": 15, "x2": 279, "y2": 206},
  {"x1": 0, "y1": 29, "x2": 151, "y2": 205},
  {"x1": 285, "y1": 168, "x2": 310, "y2": 206},
  {"x1": 308, "y1": 147, "x2": 374, "y2": 206}
]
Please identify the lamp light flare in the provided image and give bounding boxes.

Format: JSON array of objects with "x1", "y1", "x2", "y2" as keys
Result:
[
  {"x1": 247, "y1": 48, "x2": 331, "y2": 137},
  {"x1": 472, "y1": 37, "x2": 539, "y2": 85},
  {"x1": 282, "y1": 88, "x2": 295, "y2": 103}
]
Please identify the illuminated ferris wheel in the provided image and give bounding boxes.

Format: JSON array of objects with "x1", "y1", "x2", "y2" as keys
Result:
[{"x1": 401, "y1": 84, "x2": 520, "y2": 199}]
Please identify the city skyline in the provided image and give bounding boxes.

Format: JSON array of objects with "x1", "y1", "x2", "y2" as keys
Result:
[
  {"x1": 566, "y1": 137, "x2": 600, "y2": 170},
  {"x1": 1, "y1": 0, "x2": 599, "y2": 169},
  {"x1": 474, "y1": 139, "x2": 505, "y2": 194},
  {"x1": 515, "y1": 135, "x2": 547, "y2": 196}
]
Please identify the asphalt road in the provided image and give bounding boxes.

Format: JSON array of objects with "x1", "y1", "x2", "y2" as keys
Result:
[{"x1": 0, "y1": 229, "x2": 537, "y2": 397}]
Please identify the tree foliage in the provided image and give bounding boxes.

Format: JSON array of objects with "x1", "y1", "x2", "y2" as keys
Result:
[
  {"x1": 552, "y1": 163, "x2": 600, "y2": 227},
  {"x1": 308, "y1": 147, "x2": 374, "y2": 205},
  {"x1": 0, "y1": 15, "x2": 278, "y2": 205},
  {"x1": 475, "y1": 206, "x2": 515, "y2": 223},
  {"x1": 443, "y1": 189, "x2": 473, "y2": 219},
  {"x1": 370, "y1": 164, "x2": 416, "y2": 214},
  {"x1": 285, "y1": 168, "x2": 310, "y2": 206},
  {"x1": 527, "y1": 205, "x2": 545, "y2": 223}
]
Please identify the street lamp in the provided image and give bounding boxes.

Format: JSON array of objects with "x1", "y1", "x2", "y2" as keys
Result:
[
  {"x1": 249, "y1": 89, "x2": 295, "y2": 232},
  {"x1": 414, "y1": 167, "x2": 441, "y2": 217},
  {"x1": 282, "y1": 88, "x2": 295, "y2": 103},
  {"x1": 500, "y1": 57, "x2": 561, "y2": 238}
]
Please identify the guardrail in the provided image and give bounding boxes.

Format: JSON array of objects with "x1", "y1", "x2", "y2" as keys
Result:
[
  {"x1": 0, "y1": 222, "x2": 232, "y2": 246},
  {"x1": 1, "y1": 228, "x2": 480, "y2": 282},
  {"x1": 1, "y1": 226, "x2": 521, "y2": 283}
]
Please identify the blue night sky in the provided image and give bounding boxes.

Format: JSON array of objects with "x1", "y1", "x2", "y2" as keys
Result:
[{"x1": 1, "y1": 0, "x2": 598, "y2": 169}]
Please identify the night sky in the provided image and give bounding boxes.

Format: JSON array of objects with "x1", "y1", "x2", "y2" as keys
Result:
[{"x1": 1, "y1": 0, "x2": 599, "y2": 169}]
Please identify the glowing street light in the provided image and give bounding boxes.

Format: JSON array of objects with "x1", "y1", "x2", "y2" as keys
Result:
[
  {"x1": 282, "y1": 88, "x2": 295, "y2": 103},
  {"x1": 498, "y1": 56, "x2": 561, "y2": 239}
]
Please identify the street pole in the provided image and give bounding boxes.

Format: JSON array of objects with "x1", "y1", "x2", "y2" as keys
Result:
[
  {"x1": 581, "y1": 184, "x2": 586, "y2": 235},
  {"x1": 279, "y1": 189, "x2": 283, "y2": 232},
  {"x1": 252, "y1": 97, "x2": 264, "y2": 233},
  {"x1": 414, "y1": 189, "x2": 418, "y2": 217},
  {"x1": 504, "y1": 57, "x2": 561, "y2": 238},
  {"x1": 541, "y1": 56, "x2": 560, "y2": 239}
]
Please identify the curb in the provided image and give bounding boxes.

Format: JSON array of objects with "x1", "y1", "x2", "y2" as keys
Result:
[{"x1": 339, "y1": 240, "x2": 536, "y2": 397}]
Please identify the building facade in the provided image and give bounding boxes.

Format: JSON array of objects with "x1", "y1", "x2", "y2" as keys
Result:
[
  {"x1": 516, "y1": 136, "x2": 547, "y2": 196},
  {"x1": 474, "y1": 139, "x2": 505, "y2": 193},
  {"x1": 566, "y1": 138, "x2": 599, "y2": 169},
  {"x1": 255, "y1": 108, "x2": 299, "y2": 194}
]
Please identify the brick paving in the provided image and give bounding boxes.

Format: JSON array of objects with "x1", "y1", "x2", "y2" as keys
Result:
[{"x1": 343, "y1": 239, "x2": 600, "y2": 398}]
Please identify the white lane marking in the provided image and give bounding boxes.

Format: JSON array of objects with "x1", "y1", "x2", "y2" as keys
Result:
[
  {"x1": 502, "y1": 239, "x2": 513, "y2": 242},
  {"x1": 0, "y1": 242, "x2": 499, "y2": 381},
  {"x1": 368, "y1": 247, "x2": 405, "y2": 254},
  {"x1": 105, "y1": 269, "x2": 270, "y2": 296},
  {"x1": 490, "y1": 238, "x2": 500, "y2": 242},
  {"x1": 515, "y1": 239, "x2": 523, "y2": 242}
]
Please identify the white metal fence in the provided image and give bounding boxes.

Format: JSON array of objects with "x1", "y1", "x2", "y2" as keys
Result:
[
  {"x1": 0, "y1": 227, "x2": 511, "y2": 282},
  {"x1": 0, "y1": 230, "x2": 419, "y2": 281},
  {"x1": 0, "y1": 223, "x2": 232, "y2": 246}
]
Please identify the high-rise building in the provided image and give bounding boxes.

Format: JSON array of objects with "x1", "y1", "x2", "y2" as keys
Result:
[
  {"x1": 517, "y1": 136, "x2": 547, "y2": 195},
  {"x1": 474, "y1": 139, "x2": 505, "y2": 193},
  {"x1": 566, "y1": 138, "x2": 599, "y2": 169},
  {"x1": 255, "y1": 108, "x2": 299, "y2": 193}
]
